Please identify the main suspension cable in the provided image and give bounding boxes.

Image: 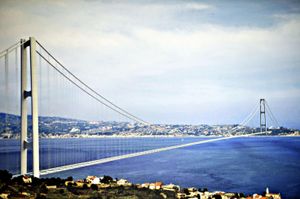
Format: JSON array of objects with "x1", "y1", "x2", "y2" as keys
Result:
[
  {"x1": 35, "y1": 40, "x2": 149, "y2": 125},
  {"x1": 36, "y1": 50, "x2": 147, "y2": 124}
]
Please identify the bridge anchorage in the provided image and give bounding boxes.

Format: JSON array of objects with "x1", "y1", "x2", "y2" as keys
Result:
[{"x1": 0, "y1": 37, "x2": 280, "y2": 178}]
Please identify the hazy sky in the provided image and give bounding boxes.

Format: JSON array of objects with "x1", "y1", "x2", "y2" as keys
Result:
[{"x1": 0, "y1": 0, "x2": 299, "y2": 128}]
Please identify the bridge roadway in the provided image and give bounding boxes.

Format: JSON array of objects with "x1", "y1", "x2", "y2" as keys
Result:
[{"x1": 38, "y1": 132, "x2": 264, "y2": 176}]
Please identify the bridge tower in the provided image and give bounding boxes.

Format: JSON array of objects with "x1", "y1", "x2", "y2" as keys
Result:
[
  {"x1": 260, "y1": 99, "x2": 267, "y2": 133},
  {"x1": 20, "y1": 37, "x2": 40, "y2": 178}
]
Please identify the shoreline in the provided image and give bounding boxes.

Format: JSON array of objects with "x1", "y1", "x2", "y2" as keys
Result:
[
  {"x1": 1, "y1": 134, "x2": 300, "y2": 140},
  {"x1": 0, "y1": 170, "x2": 282, "y2": 199}
]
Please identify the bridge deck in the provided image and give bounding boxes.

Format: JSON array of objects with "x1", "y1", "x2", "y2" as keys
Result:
[
  {"x1": 39, "y1": 135, "x2": 254, "y2": 176},
  {"x1": 12, "y1": 133, "x2": 264, "y2": 177}
]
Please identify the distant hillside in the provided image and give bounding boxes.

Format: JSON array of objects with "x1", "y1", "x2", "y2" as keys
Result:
[{"x1": 0, "y1": 112, "x2": 298, "y2": 139}]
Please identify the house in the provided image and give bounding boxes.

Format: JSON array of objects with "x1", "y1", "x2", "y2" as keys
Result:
[
  {"x1": 252, "y1": 194, "x2": 267, "y2": 199},
  {"x1": 86, "y1": 176, "x2": 100, "y2": 184},
  {"x1": 141, "y1": 183, "x2": 150, "y2": 188},
  {"x1": 149, "y1": 182, "x2": 163, "y2": 190},
  {"x1": 266, "y1": 193, "x2": 281, "y2": 199},
  {"x1": 65, "y1": 181, "x2": 74, "y2": 186},
  {"x1": 177, "y1": 192, "x2": 186, "y2": 199},
  {"x1": 198, "y1": 191, "x2": 211, "y2": 199},
  {"x1": 46, "y1": 185, "x2": 57, "y2": 189},
  {"x1": 22, "y1": 175, "x2": 32, "y2": 184},
  {"x1": 75, "y1": 180, "x2": 85, "y2": 188},
  {"x1": 162, "y1": 183, "x2": 180, "y2": 192},
  {"x1": 0, "y1": 193, "x2": 9, "y2": 199},
  {"x1": 21, "y1": 192, "x2": 30, "y2": 197},
  {"x1": 155, "y1": 182, "x2": 163, "y2": 189},
  {"x1": 149, "y1": 183, "x2": 156, "y2": 190},
  {"x1": 265, "y1": 188, "x2": 281, "y2": 199},
  {"x1": 117, "y1": 179, "x2": 131, "y2": 186},
  {"x1": 224, "y1": 193, "x2": 235, "y2": 198}
]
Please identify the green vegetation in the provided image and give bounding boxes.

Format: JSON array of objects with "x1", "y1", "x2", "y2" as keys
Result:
[
  {"x1": 0, "y1": 170, "x2": 279, "y2": 199},
  {"x1": 0, "y1": 170, "x2": 175, "y2": 199}
]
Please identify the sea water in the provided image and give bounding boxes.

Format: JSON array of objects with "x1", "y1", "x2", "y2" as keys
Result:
[{"x1": 1, "y1": 137, "x2": 299, "y2": 198}]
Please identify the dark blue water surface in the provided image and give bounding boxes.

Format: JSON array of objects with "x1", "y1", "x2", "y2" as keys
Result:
[{"x1": 1, "y1": 137, "x2": 300, "y2": 198}]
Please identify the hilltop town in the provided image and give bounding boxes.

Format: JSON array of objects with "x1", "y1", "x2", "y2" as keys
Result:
[
  {"x1": 0, "y1": 170, "x2": 281, "y2": 199},
  {"x1": 0, "y1": 113, "x2": 299, "y2": 139}
]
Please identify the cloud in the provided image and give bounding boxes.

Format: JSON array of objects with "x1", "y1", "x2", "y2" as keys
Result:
[
  {"x1": 0, "y1": 1, "x2": 299, "y2": 127},
  {"x1": 184, "y1": 2, "x2": 213, "y2": 11}
]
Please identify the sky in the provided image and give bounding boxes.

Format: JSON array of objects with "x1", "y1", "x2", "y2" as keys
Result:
[{"x1": 0, "y1": 0, "x2": 299, "y2": 128}]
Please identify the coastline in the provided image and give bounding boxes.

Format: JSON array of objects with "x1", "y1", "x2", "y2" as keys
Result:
[
  {"x1": 0, "y1": 170, "x2": 282, "y2": 199},
  {"x1": 1, "y1": 134, "x2": 300, "y2": 140}
]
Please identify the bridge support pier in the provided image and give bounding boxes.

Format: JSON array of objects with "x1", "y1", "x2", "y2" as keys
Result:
[
  {"x1": 20, "y1": 39, "x2": 27, "y2": 175},
  {"x1": 20, "y1": 37, "x2": 39, "y2": 178},
  {"x1": 260, "y1": 99, "x2": 267, "y2": 134}
]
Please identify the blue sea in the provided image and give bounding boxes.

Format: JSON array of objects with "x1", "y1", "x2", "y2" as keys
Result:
[{"x1": 1, "y1": 137, "x2": 300, "y2": 198}]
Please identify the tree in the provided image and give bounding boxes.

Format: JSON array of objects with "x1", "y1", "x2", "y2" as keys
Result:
[
  {"x1": 183, "y1": 188, "x2": 189, "y2": 195},
  {"x1": 0, "y1": 170, "x2": 12, "y2": 183},
  {"x1": 40, "y1": 184, "x2": 48, "y2": 194},
  {"x1": 36, "y1": 193, "x2": 46, "y2": 199},
  {"x1": 31, "y1": 176, "x2": 42, "y2": 187},
  {"x1": 82, "y1": 184, "x2": 88, "y2": 189},
  {"x1": 91, "y1": 184, "x2": 98, "y2": 191},
  {"x1": 100, "y1": 175, "x2": 113, "y2": 184},
  {"x1": 11, "y1": 175, "x2": 24, "y2": 185},
  {"x1": 213, "y1": 194, "x2": 222, "y2": 199},
  {"x1": 55, "y1": 177, "x2": 63, "y2": 186},
  {"x1": 66, "y1": 176, "x2": 73, "y2": 181}
]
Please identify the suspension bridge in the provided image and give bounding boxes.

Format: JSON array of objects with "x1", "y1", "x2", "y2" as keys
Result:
[{"x1": 0, "y1": 37, "x2": 280, "y2": 178}]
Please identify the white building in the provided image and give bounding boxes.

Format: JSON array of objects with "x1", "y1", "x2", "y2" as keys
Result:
[
  {"x1": 86, "y1": 176, "x2": 100, "y2": 184},
  {"x1": 117, "y1": 179, "x2": 131, "y2": 186}
]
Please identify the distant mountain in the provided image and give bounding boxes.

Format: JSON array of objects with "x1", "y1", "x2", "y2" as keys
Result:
[{"x1": 0, "y1": 112, "x2": 298, "y2": 139}]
